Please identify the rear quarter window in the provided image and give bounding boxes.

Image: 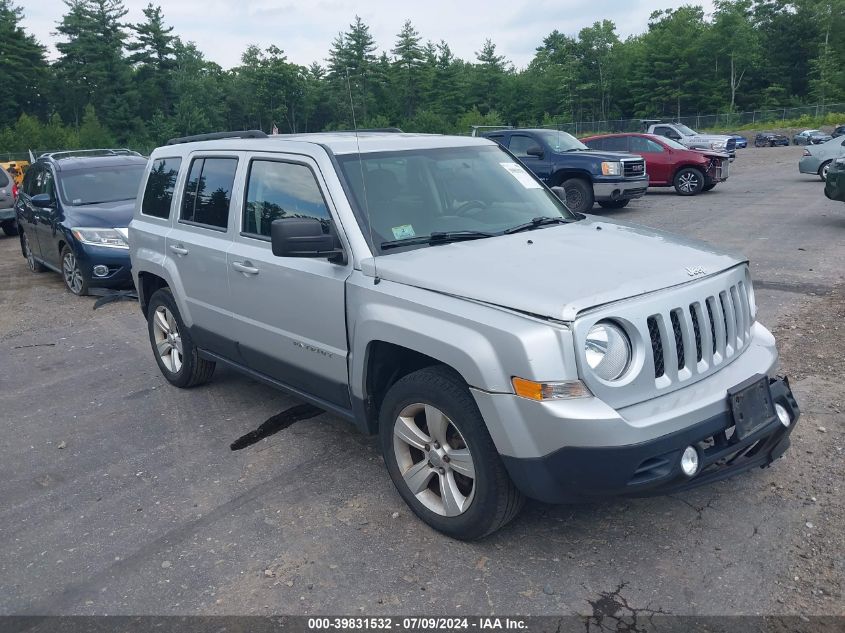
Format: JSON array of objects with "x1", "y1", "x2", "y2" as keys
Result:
[
  {"x1": 141, "y1": 157, "x2": 182, "y2": 218},
  {"x1": 0, "y1": 170, "x2": 8, "y2": 187}
]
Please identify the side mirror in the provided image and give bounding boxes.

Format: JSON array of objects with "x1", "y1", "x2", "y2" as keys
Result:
[
  {"x1": 526, "y1": 145, "x2": 544, "y2": 158},
  {"x1": 270, "y1": 217, "x2": 344, "y2": 263},
  {"x1": 31, "y1": 193, "x2": 54, "y2": 208}
]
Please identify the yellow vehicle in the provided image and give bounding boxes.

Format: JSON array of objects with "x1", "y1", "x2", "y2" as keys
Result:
[{"x1": 0, "y1": 160, "x2": 28, "y2": 188}]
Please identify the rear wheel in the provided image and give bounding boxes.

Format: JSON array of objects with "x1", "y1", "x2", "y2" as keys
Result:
[
  {"x1": 561, "y1": 178, "x2": 594, "y2": 213},
  {"x1": 21, "y1": 231, "x2": 46, "y2": 273},
  {"x1": 673, "y1": 167, "x2": 705, "y2": 195},
  {"x1": 61, "y1": 245, "x2": 89, "y2": 296},
  {"x1": 2, "y1": 220, "x2": 18, "y2": 236},
  {"x1": 597, "y1": 199, "x2": 630, "y2": 209},
  {"x1": 819, "y1": 161, "x2": 831, "y2": 182},
  {"x1": 380, "y1": 366, "x2": 524, "y2": 540},
  {"x1": 147, "y1": 288, "x2": 215, "y2": 388}
]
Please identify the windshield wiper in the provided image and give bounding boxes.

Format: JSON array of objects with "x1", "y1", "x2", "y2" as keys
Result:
[
  {"x1": 503, "y1": 216, "x2": 572, "y2": 235},
  {"x1": 381, "y1": 230, "x2": 495, "y2": 250}
]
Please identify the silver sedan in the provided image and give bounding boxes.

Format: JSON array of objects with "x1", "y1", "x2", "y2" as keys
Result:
[{"x1": 798, "y1": 136, "x2": 845, "y2": 181}]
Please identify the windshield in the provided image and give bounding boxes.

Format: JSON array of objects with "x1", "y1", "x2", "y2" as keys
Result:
[
  {"x1": 337, "y1": 145, "x2": 576, "y2": 254},
  {"x1": 675, "y1": 123, "x2": 698, "y2": 136},
  {"x1": 534, "y1": 130, "x2": 588, "y2": 151},
  {"x1": 59, "y1": 165, "x2": 145, "y2": 206}
]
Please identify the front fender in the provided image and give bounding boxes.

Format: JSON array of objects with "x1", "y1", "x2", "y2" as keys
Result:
[{"x1": 346, "y1": 272, "x2": 579, "y2": 400}]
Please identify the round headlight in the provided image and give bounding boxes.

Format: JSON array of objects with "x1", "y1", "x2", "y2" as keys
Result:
[{"x1": 585, "y1": 322, "x2": 631, "y2": 381}]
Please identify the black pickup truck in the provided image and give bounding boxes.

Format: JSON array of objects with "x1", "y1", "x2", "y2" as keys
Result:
[{"x1": 482, "y1": 128, "x2": 648, "y2": 212}]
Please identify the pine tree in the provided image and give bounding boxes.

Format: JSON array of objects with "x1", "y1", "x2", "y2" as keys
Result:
[
  {"x1": 0, "y1": 1, "x2": 49, "y2": 127},
  {"x1": 127, "y1": 3, "x2": 176, "y2": 119},
  {"x1": 391, "y1": 20, "x2": 424, "y2": 118}
]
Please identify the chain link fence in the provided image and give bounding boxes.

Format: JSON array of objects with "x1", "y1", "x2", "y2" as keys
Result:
[{"x1": 541, "y1": 103, "x2": 845, "y2": 136}]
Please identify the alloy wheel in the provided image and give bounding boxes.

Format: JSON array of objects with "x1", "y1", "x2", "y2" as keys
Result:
[
  {"x1": 678, "y1": 171, "x2": 700, "y2": 193},
  {"x1": 23, "y1": 234, "x2": 37, "y2": 271},
  {"x1": 62, "y1": 251, "x2": 84, "y2": 294},
  {"x1": 392, "y1": 402, "x2": 476, "y2": 517},
  {"x1": 152, "y1": 306, "x2": 184, "y2": 373}
]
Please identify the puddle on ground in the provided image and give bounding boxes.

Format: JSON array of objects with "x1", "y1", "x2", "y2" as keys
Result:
[{"x1": 230, "y1": 403, "x2": 324, "y2": 450}]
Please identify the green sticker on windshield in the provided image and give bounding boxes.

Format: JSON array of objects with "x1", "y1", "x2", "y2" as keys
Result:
[{"x1": 391, "y1": 224, "x2": 416, "y2": 239}]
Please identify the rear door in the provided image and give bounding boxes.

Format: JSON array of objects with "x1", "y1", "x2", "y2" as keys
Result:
[
  {"x1": 227, "y1": 153, "x2": 352, "y2": 409},
  {"x1": 167, "y1": 153, "x2": 240, "y2": 358}
]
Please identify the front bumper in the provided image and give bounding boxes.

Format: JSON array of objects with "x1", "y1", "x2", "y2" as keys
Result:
[
  {"x1": 75, "y1": 244, "x2": 134, "y2": 289},
  {"x1": 593, "y1": 177, "x2": 649, "y2": 201},
  {"x1": 501, "y1": 376, "x2": 799, "y2": 503},
  {"x1": 799, "y1": 156, "x2": 822, "y2": 175}
]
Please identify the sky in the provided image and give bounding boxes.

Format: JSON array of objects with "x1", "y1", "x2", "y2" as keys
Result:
[{"x1": 20, "y1": 0, "x2": 716, "y2": 71}]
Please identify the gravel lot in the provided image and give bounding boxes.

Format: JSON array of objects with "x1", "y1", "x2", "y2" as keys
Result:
[{"x1": 0, "y1": 144, "x2": 842, "y2": 618}]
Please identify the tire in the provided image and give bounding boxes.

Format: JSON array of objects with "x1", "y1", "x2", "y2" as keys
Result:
[
  {"x1": 702, "y1": 183, "x2": 717, "y2": 192},
  {"x1": 379, "y1": 365, "x2": 524, "y2": 540},
  {"x1": 561, "y1": 178, "x2": 594, "y2": 213},
  {"x1": 819, "y1": 161, "x2": 831, "y2": 182},
  {"x1": 597, "y1": 199, "x2": 630, "y2": 209},
  {"x1": 673, "y1": 167, "x2": 705, "y2": 195},
  {"x1": 60, "y1": 245, "x2": 89, "y2": 296},
  {"x1": 2, "y1": 220, "x2": 18, "y2": 236},
  {"x1": 146, "y1": 288, "x2": 215, "y2": 388},
  {"x1": 21, "y1": 231, "x2": 46, "y2": 273}
]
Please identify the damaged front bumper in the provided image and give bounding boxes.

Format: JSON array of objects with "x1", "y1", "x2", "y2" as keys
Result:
[{"x1": 500, "y1": 376, "x2": 799, "y2": 504}]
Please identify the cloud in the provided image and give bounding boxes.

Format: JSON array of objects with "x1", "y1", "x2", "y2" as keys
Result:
[{"x1": 21, "y1": 0, "x2": 714, "y2": 70}]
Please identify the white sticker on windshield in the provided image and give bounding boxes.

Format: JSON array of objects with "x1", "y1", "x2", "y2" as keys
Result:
[
  {"x1": 391, "y1": 224, "x2": 416, "y2": 239},
  {"x1": 500, "y1": 162, "x2": 541, "y2": 189}
]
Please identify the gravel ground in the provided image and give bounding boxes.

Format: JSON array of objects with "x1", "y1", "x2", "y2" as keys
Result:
[{"x1": 0, "y1": 144, "x2": 842, "y2": 618}]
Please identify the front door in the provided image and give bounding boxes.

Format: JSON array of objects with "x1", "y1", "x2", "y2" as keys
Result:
[
  {"x1": 227, "y1": 154, "x2": 352, "y2": 409},
  {"x1": 630, "y1": 136, "x2": 671, "y2": 185},
  {"x1": 167, "y1": 153, "x2": 240, "y2": 357},
  {"x1": 507, "y1": 134, "x2": 553, "y2": 182}
]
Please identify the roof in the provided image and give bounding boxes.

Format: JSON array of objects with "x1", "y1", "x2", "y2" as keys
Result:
[
  {"x1": 39, "y1": 153, "x2": 148, "y2": 172},
  {"x1": 154, "y1": 132, "x2": 494, "y2": 157}
]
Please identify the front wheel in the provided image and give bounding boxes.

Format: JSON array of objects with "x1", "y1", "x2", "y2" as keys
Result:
[
  {"x1": 61, "y1": 245, "x2": 89, "y2": 295},
  {"x1": 560, "y1": 178, "x2": 594, "y2": 213},
  {"x1": 673, "y1": 167, "x2": 705, "y2": 195},
  {"x1": 597, "y1": 199, "x2": 630, "y2": 209},
  {"x1": 819, "y1": 161, "x2": 831, "y2": 182},
  {"x1": 146, "y1": 288, "x2": 215, "y2": 388},
  {"x1": 380, "y1": 366, "x2": 524, "y2": 540}
]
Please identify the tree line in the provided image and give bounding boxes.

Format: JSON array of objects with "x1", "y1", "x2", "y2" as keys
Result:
[{"x1": 0, "y1": 0, "x2": 843, "y2": 154}]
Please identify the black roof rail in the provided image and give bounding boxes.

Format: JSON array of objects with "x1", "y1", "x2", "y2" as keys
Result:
[
  {"x1": 166, "y1": 130, "x2": 268, "y2": 146},
  {"x1": 330, "y1": 127, "x2": 404, "y2": 134},
  {"x1": 39, "y1": 148, "x2": 143, "y2": 160}
]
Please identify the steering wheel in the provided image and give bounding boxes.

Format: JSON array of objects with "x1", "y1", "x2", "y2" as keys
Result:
[{"x1": 454, "y1": 200, "x2": 488, "y2": 217}]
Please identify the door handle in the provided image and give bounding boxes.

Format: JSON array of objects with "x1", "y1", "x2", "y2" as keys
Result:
[
  {"x1": 231, "y1": 261, "x2": 259, "y2": 275},
  {"x1": 169, "y1": 244, "x2": 189, "y2": 256}
]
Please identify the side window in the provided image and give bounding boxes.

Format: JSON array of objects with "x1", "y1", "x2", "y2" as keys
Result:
[
  {"x1": 39, "y1": 169, "x2": 55, "y2": 197},
  {"x1": 508, "y1": 135, "x2": 538, "y2": 157},
  {"x1": 486, "y1": 134, "x2": 505, "y2": 146},
  {"x1": 603, "y1": 136, "x2": 629, "y2": 151},
  {"x1": 24, "y1": 167, "x2": 42, "y2": 196},
  {"x1": 630, "y1": 136, "x2": 663, "y2": 153},
  {"x1": 653, "y1": 126, "x2": 671, "y2": 137},
  {"x1": 180, "y1": 157, "x2": 238, "y2": 229},
  {"x1": 584, "y1": 138, "x2": 603, "y2": 150},
  {"x1": 242, "y1": 160, "x2": 330, "y2": 238},
  {"x1": 142, "y1": 157, "x2": 181, "y2": 219},
  {"x1": 0, "y1": 169, "x2": 8, "y2": 188}
]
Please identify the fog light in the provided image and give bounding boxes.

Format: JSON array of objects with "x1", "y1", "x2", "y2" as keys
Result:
[
  {"x1": 680, "y1": 446, "x2": 699, "y2": 477},
  {"x1": 92, "y1": 265, "x2": 109, "y2": 277},
  {"x1": 775, "y1": 403, "x2": 791, "y2": 428}
]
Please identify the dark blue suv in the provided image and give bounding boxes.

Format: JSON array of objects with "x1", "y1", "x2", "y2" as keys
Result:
[{"x1": 15, "y1": 150, "x2": 147, "y2": 295}]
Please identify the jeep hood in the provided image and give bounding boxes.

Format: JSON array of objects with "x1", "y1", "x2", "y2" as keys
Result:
[{"x1": 364, "y1": 216, "x2": 745, "y2": 321}]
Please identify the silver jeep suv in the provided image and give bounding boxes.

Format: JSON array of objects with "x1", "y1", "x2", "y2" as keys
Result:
[{"x1": 129, "y1": 130, "x2": 799, "y2": 539}]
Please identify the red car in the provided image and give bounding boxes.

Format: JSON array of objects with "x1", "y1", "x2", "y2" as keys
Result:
[{"x1": 581, "y1": 133, "x2": 730, "y2": 195}]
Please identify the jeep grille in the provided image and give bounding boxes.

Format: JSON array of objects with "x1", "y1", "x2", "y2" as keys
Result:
[{"x1": 647, "y1": 281, "x2": 752, "y2": 380}]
